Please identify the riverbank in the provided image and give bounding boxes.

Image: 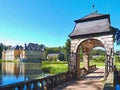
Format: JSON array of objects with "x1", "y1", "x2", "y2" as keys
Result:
[{"x1": 0, "y1": 59, "x2": 20, "y2": 63}]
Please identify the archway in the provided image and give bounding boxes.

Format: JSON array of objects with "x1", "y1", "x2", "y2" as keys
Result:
[
  {"x1": 75, "y1": 39, "x2": 108, "y2": 78},
  {"x1": 90, "y1": 47, "x2": 106, "y2": 78},
  {"x1": 68, "y1": 12, "x2": 115, "y2": 79}
]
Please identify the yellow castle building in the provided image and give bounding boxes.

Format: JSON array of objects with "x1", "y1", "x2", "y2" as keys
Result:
[{"x1": 2, "y1": 43, "x2": 45, "y2": 61}]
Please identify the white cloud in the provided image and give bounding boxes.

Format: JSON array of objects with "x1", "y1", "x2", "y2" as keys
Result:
[{"x1": 0, "y1": 38, "x2": 24, "y2": 46}]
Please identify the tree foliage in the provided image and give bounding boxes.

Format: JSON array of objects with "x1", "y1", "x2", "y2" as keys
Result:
[
  {"x1": 46, "y1": 47, "x2": 65, "y2": 55},
  {"x1": 115, "y1": 28, "x2": 120, "y2": 45},
  {"x1": 91, "y1": 49, "x2": 105, "y2": 55},
  {"x1": 65, "y1": 38, "x2": 71, "y2": 61},
  {"x1": 45, "y1": 46, "x2": 66, "y2": 60},
  {"x1": 58, "y1": 52, "x2": 65, "y2": 61},
  {"x1": 115, "y1": 56, "x2": 120, "y2": 63},
  {"x1": 92, "y1": 56, "x2": 105, "y2": 62},
  {"x1": 90, "y1": 49, "x2": 106, "y2": 62},
  {"x1": 0, "y1": 43, "x2": 5, "y2": 59},
  {"x1": 45, "y1": 39, "x2": 71, "y2": 61}
]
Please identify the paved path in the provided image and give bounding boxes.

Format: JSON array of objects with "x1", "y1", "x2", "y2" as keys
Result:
[{"x1": 53, "y1": 68, "x2": 105, "y2": 90}]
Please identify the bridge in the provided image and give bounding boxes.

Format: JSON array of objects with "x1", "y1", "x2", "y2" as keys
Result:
[
  {"x1": 0, "y1": 12, "x2": 118, "y2": 90},
  {"x1": 54, "y1": 68, "x2": 105, "y2": 90},
  {"x1": 0, "y1": 65, "x2": 96, "y2": 89},
  {"x1": 0, "y1": 65, "x2": 114, "y2": 90}
]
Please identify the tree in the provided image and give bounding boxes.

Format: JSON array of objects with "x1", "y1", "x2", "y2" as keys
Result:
[
  {"x1": 115, "y1": 50, "x2": 120, "y2": 55},
  {"x1": 39, "y1": 44, "x2": 45, "y2": 50},
  {"x1": 58, "y1": 52, "x2": 65, "y2": 61},
  {"x1": 115, "y1": 28, "x2": 120, "y2": 45},
  {"x1": 65, "y1": 38, "x2": 71, "y2": 61},
  {"x1": 0, "y1": 43, "x2": 4, "y2": 59},
  {"x1": 91, "y1": 49, "x2": 105, "y2": 56},
  {"x1": 45, "y1": 46, "x2": 66, "y2": 60}
]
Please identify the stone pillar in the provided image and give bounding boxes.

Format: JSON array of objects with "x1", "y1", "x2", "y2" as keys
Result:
[
  {"x1": 68, "y1": 52, "x2": 76, "y2": 71},
  {"x1": 76, "y1": 50, "x2": 80, "y2": 79},
  {"x1": 83, "y1": 52, "x2": 89, "y2": 72}
]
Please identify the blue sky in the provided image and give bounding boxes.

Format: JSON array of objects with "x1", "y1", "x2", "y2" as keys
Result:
[{"x1": 0, "y1": 0, "x2": 120, "y2": 50}]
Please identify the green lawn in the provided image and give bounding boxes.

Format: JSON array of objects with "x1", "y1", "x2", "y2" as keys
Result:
[
  {"x1": 81, "y1": 61, "x2": 120, "y2": 69},
  {"x1": 90, "y1": 62, "x2": 105, "y2": 67},
  {"x1": 42, "y1": 61, "x2": 106, "y2": 74},
  {"x1": 42, "y1": 61, "x2": 68, "y2": 74},
  {"x1": 42, "y1": 61, "x2": 120, "y2": 74},
  {"x1": 79, "y1": 61, "x2": 105, "y2": 68}
]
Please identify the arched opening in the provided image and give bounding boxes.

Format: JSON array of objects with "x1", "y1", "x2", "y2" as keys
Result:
[
  {"x1": 90, "y1": 47, "x2": 106, "y2": 78},
  {"x1": 90, "y1": 47, "x2": 106, "y2": 65},
  {"x1": 75, "y1": 39, "x2": 107, "y2": 79}
]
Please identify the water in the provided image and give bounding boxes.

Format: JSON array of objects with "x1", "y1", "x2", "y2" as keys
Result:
[
  {"x1": 0, "y1": 62, "x2": 48, "y2": 86},
  {"x1": 116, "y1": 84, "x2": 120, "y2": 90}
]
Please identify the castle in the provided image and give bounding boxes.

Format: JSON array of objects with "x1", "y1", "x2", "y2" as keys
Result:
[{"x1": 2, "y1": 43, "x2": 45, "y2": 61}]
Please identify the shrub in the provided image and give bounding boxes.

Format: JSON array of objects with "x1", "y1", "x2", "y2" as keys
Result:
[
  {"x1": 92, "y1": 56, "x2": 105, "y2": 62},
  {"x1": 115, "y1": 56, "x2": 120, "y2": 63},
  {"x1": 58, "y1": 52, "x2": 65, "y2": 61}
]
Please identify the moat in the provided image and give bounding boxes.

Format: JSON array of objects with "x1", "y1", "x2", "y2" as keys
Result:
[{"x1": 0, "y1": 62, "x2": 48, "y2": 86}]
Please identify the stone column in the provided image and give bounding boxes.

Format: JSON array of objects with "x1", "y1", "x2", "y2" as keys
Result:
[
  {"x1": 83, "y1": 52, "x2": 89, "y2": 72},
  {"x1": 76, "y1": 50, "x2": 80, "y2": 79},
  {"x1": 68, "y1": 52, "x2": 76, "y2": 71}
]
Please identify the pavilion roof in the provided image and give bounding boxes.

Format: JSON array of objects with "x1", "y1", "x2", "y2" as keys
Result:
[
  {"x1": 74, "y1": 12, "x2": 110, "y2": 23},
  {"x1": 69, "y1": 12, "x2": 115, "y2": 37}
]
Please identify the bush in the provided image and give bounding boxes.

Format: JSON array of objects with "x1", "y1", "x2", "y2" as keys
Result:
[
  {"x1": 115, "y1": 56, "x2": 120, "y2": 63},
  {"x1": 92, "y1": 56, "x2": 105, "y2": 62},
  {"x1": 58, "y1": 52, "x2": 65, "y2": 61}
]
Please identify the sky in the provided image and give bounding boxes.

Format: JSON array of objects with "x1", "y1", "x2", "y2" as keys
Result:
[{"x1": 0, "y1": 0, "x2": 120, "y2": 50}]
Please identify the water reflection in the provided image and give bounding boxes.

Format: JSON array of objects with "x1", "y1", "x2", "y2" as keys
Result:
[{"x1": 0, "y1": 62, "x2": 45, "y2": 86}]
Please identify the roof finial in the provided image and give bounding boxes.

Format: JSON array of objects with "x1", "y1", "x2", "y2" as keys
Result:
[
  {"x1": 92, "y1": 4, "x2": 98, "y2": 13},
  {"x1": 92, "y1": 5, "x2": 95, "y2": 12}
]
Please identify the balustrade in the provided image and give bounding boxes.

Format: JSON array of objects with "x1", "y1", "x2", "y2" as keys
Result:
[
  {"x1": 0, "y1": 65, "x2": 96, "y2": 90},
  {"x1": 89, "y1": 65, "x2": 96, "y2": 72}
]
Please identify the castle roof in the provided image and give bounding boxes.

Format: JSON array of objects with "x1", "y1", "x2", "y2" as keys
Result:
[
  {"x1": 25, "y1": 43, "x2": 44, "y2": 51},
  {"x1": 8, "y1": 45, "x2": 23, "y2": 50}
]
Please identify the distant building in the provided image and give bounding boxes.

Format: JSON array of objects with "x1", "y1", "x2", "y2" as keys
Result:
[
  {"x1": 2, "y1": 43, "x2": 45, "y2": 61},
  {"x1": 47, "y1": 53, "x2": 59, "y2": 60},
  {"x1": 2, "y1": 45, "x2": 23, "y2": 60}
]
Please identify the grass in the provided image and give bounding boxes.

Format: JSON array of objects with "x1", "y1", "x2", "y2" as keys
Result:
[
  {"x1": 90, "y1": 61, "x2": 105, "y2": 67},
  {"x1": 42, "y1": 61, "x2": 68, "y2": 74},
  {"x1": 42, "y1": 61, "x2": 106, "y2": 74},
  {"x1": 79, "y1": 61, "x2": 105, "y2": 68},
  {"x1": 0, "y1": 59, "x2": 20, "y2": 63}
]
